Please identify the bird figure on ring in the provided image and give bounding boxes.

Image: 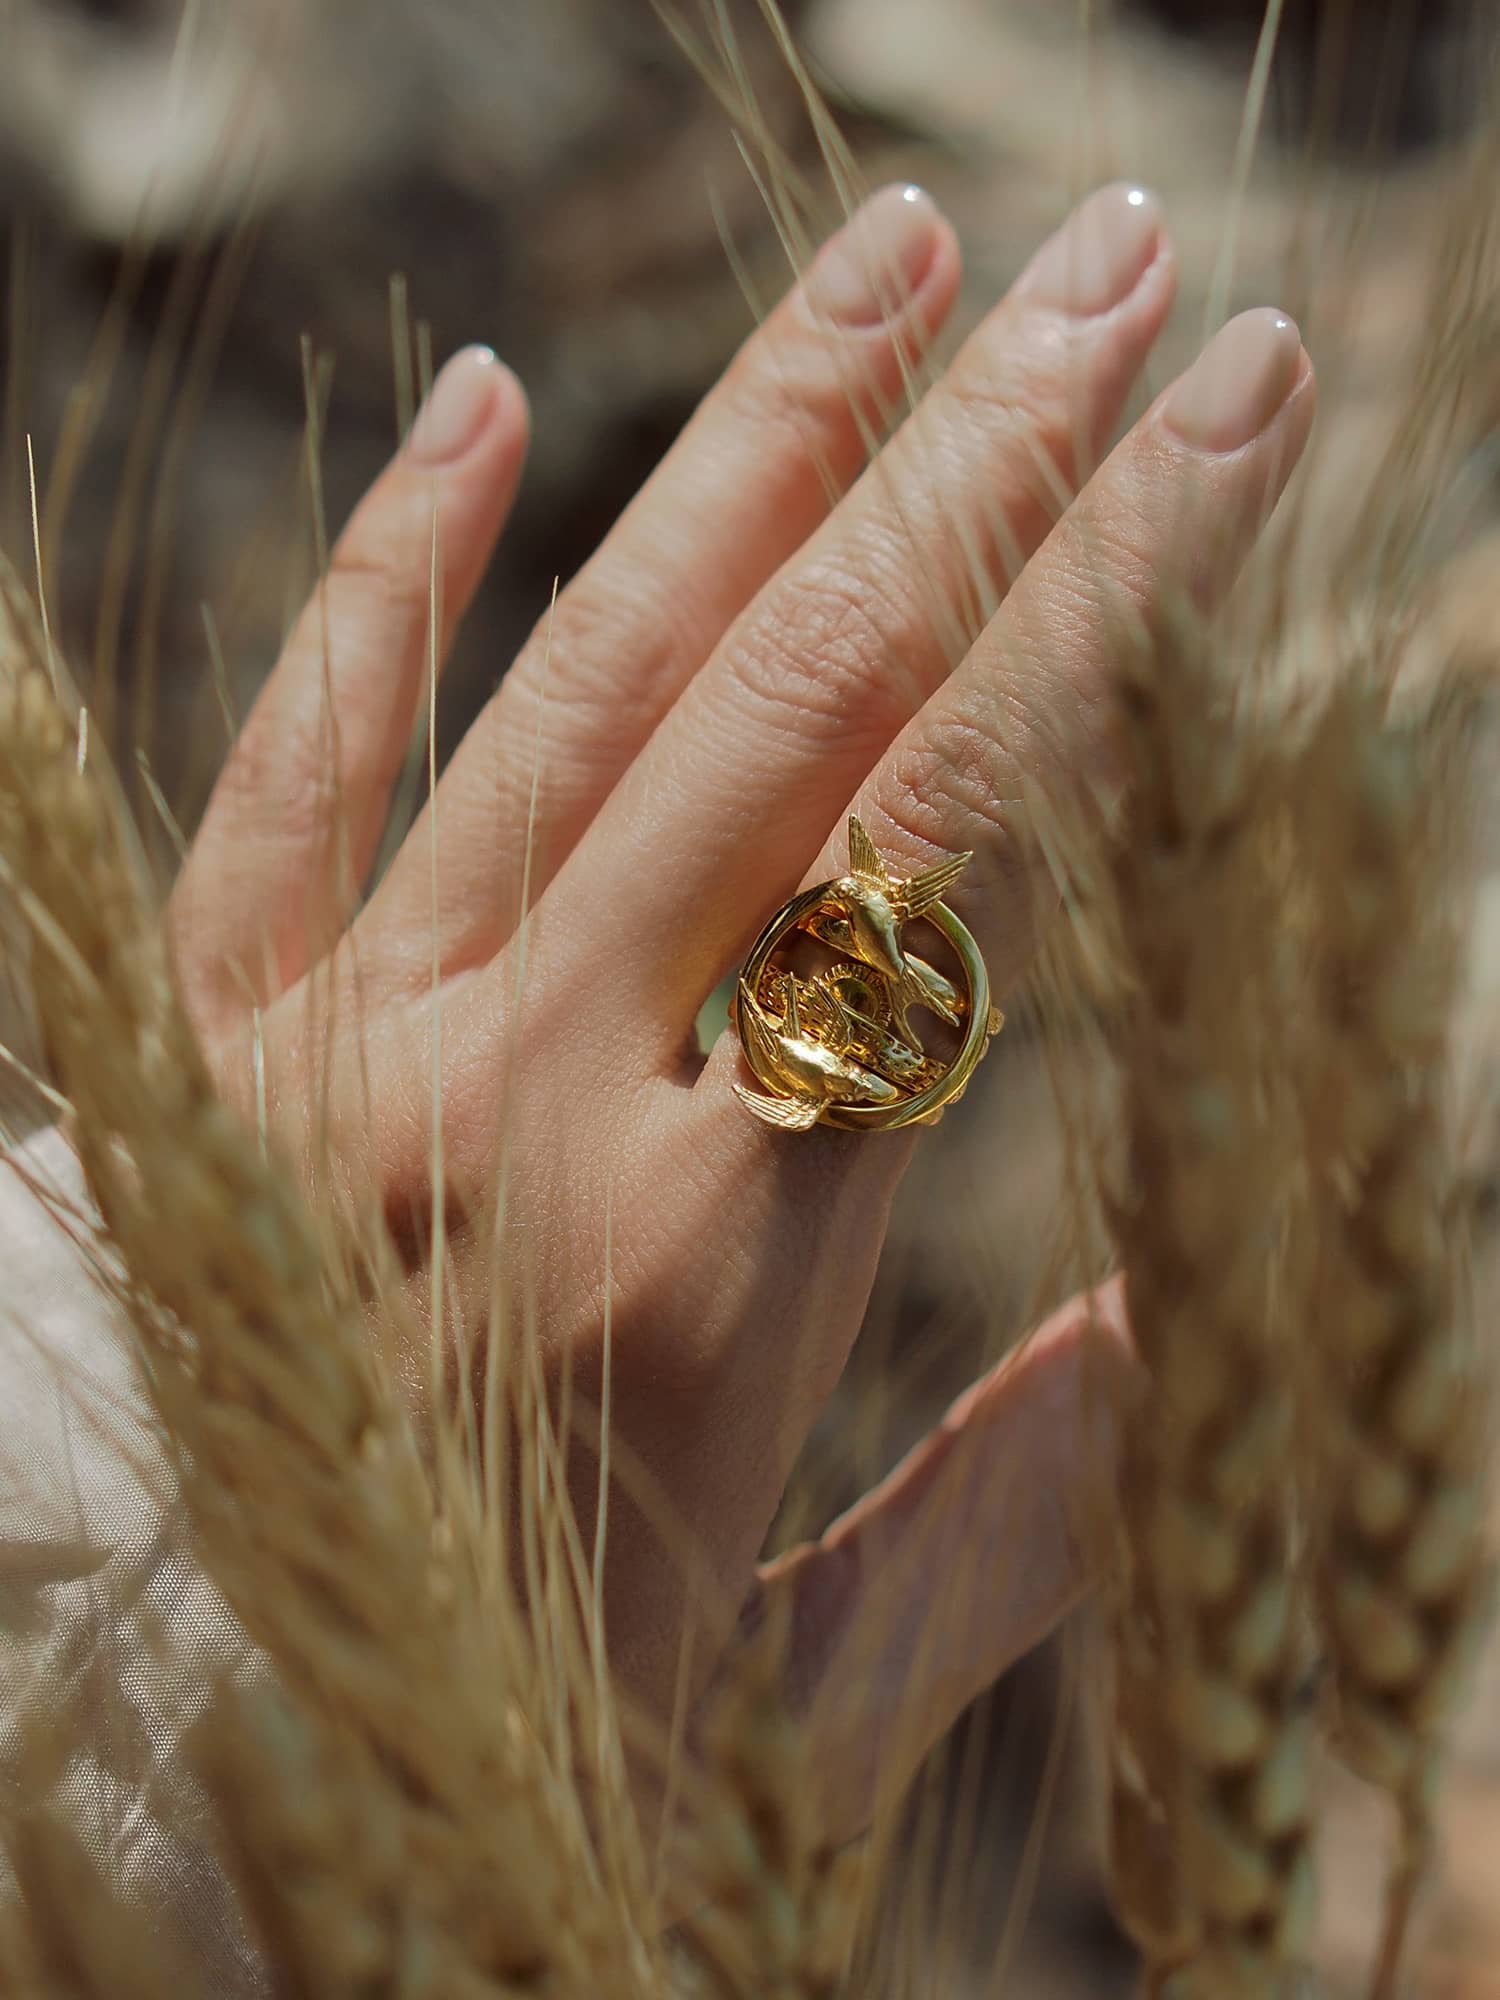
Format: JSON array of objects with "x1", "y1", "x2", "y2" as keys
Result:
[
  {"x1": 732, "y1": 973, "x2": 900, "y2": 1130},
  {"x1": 807, "y1": 816, "x2": 972, "y2": 1027}
]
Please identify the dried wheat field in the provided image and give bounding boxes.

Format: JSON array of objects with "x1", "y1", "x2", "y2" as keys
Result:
[{"x1": 0, "y1": 3, "x2": 1498, "y2": 1996}]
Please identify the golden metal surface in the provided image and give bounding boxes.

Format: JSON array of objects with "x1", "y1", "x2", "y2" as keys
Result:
[{"x1": 731, "y1": 816, "x2": 1003, "y2": 1133}]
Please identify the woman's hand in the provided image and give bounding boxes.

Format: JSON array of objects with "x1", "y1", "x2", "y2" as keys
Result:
[{"x1": 166, "y1": 181, "x2": 1314, "y2": 1840}]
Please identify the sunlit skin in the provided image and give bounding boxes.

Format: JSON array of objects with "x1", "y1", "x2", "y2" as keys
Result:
[{"x1": 168, "y1": 176, "x2": 1314, "y2": 1846}]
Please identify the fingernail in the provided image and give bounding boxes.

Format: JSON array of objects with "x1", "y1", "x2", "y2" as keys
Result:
[
  {"x1": 1017, "y1": 183, "x2": 1162, "y2": 316},
  {"x1": 805, "y1": 184, "x2": 942, "y2": 327},
  {"x1": 407, "y1": 345, "x2": 504, "y2": 464},
  {"x1": 1162, "y1": 308, "x2": 1304, "y2": 452}
]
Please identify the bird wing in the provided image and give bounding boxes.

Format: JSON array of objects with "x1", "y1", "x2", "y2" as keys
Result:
[
  {"x1": 737, "y1": 979, "x2": 789, "y2": 1077},
  {"x1": 895, "y1": 849, "x2": 972, "y2": 919},
  {"x1": 846, "y1": 814, "x2": 889, "y2": 886},
  {"x1": 799, "y1": 977, "x2": 853, "y2": 1052},
  {"x1": 733, "y1": 1083, "x2": 822, "y2": 1130}
]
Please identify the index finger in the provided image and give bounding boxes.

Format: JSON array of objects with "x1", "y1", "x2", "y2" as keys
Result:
[{"x1": 364, "y1": 185, "x2": 961, "y2": 981}]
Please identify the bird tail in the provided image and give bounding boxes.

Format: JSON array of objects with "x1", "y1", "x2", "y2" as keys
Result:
[{"x1": 898, "y1": 952, "x2": 961, "y2": 1027}]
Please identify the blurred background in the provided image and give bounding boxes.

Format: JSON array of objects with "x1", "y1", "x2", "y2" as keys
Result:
[{"x1": 4, "y1": 1, "x2": 1499, "y2": 1992}]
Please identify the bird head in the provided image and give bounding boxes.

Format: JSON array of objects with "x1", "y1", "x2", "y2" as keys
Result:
[
  {"x1": 832, "y1": 875, "x2": 906, "y2": 980},
  {"x1": 857, "y1": 1069, "x2": 901, "y2": 1105}
]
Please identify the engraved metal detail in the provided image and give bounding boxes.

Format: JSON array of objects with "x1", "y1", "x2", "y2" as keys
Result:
[{"x1": 731, "y1": 816, "x2": 1002, "y2": 1133}]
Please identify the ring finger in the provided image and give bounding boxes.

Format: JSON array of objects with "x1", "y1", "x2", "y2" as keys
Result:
[{"x1": 807, "y1": 305, "x2": 1315, "y2": 1003}]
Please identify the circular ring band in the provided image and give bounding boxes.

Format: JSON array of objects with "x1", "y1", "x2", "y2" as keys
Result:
[{"x1": 730, "y1": 818, "x2": 1001, "y2": 1134}]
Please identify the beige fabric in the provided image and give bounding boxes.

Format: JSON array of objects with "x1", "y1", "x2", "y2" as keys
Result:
[{"x1": 0, "y1": 1126, "x2": 263, "y2": 1992}]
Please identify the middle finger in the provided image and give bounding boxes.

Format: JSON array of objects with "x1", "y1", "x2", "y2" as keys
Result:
[{"x1": 545, "y1": 182, "x2": 1175, "y2": 1049}]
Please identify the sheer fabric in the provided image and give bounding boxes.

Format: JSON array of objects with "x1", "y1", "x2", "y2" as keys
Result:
[{"x1": 0, "y1": 1127, "x2": 263, "y2": 1993}]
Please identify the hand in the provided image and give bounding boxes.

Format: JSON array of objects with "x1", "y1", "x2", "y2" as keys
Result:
[{"x1": 167, "y1": 181, "x2": 1314, "y2": 1842}]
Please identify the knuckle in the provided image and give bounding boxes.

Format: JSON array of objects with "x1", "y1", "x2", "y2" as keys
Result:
[
  {"x1": 944, "y1": 318, "x2": 1074, "y2": 449},
  {"x1": 941, "y1": 311, "x2": 1128, "y2": 501},
  {"x1": 881, "y1": 713, "x2": 1010, "y2": 854},
  {"x1": 321, "y1": 503, "x2": 438, "y2": 657},
  {"x1": 720, "y1": 552, "x2": 909, "y2": 745},
  {"x1": 876, "y1": 709, "x2": 1035, "y2": 913},
  {"x1": 504, "y1": 555, "x2": 701, "y2": 749},
  {"x1": 323, "y1": 538, "x2": 408, "y2": 623},
  {"x1": 719, "y1": 322, "x2": 865, "y2": 462},
  {"x1": 217, "y1": 694, "x2": 340, "y2": 849},
  {"x1": 719, "y1": 330, "x2": 813, "y2": 438},
  {"x1": 1048, "y1": 497, "x2": 1162, "y2": 620}
]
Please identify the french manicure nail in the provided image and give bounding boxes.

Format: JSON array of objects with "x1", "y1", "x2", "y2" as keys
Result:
[
  {"x1": 1017, "y1": 183, "x2": 1162, "y2": 316},
  {"x1": 1162, "y1": 308, "x2": 1304, "y2": 452},
  {"x1": 407, "y1": 345, "x2": 504, "y2": 465},
  {"x1": 805, "y1": 184, "x2": 942, "y2": 328}
]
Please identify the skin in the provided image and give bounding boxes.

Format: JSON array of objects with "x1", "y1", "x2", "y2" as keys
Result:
[{"x1": 166, "y1": 181, "x2": 1316, "y2": 1849}]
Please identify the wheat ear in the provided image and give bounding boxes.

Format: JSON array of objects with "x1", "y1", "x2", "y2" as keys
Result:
[
  {"x1": 1299, "y1": 681, "x2": 1493, "y2": 1999},
  {"x1": 1106, "y1": 616, "x2": 1314, "y2": 1998},
  {"x1": 0, "y1": 555, "x2": 655, "y2": 1995},
  {"x1": 678, "y1": 1638, "x2": 863, "y2": 2000}
]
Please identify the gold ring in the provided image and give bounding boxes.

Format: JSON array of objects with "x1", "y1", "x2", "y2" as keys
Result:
[{"x1": 731, "y1": 816, "x2": 1002, "y2": 1132}]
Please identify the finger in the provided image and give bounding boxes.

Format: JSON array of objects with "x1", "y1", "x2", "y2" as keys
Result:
[
  {"x1": 541, "y1": 182, "x2": 1176, "y2": 1046},
  {"x1": 816, "y1": 306, "x2": 1315, "y2": 1001},
  {"x1": 660, "y1": 309, "x2": 1308, "y2": 1497},
  {"x1": 744, "y1": 1283, "x2": 1135, "y2": 1847},
  {"x1": 365, "y1": 185, "x2": 962, "y2": 979},
  {"x1": 170, "y1": 345, "x2": 528, "y2": 1032}
]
